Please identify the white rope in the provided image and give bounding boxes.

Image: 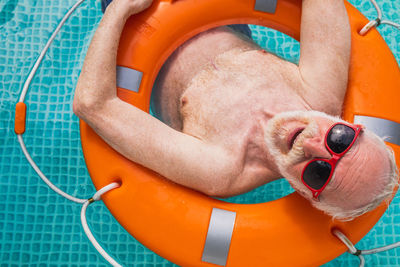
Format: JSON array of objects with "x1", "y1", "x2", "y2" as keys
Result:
[
  {"x1": 359, "y1": 0, "x2": 400, "y2": 35},
  {"x1": 16, "y1": 0, "x2": 87, "y2": 204},
  {"x1": 360, "y1": 242, "x2": 400, "y2": 255},
  {"x1": 16, "y1": 0, "x2": 87, "y2": 203},
  {"x1": 18, "y1": 0, "x2": 85, "y2": 103},
  {"x1": 81, "y1": 182, "x2": 122, "y2": 267},
  {"x1": 332, "y1": 230, "x2": 365, "y2": 267},
  {"x1": 17, "y1": 134, "x2": 87, "y2": 203},
  {"x1": 333, "y1": 229, "x2": 400, "y2": 267},
  {"x1": 15, "y1": 0, "x2": 127, "y2": 265}
]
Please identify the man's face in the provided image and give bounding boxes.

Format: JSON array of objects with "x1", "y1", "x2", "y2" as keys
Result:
[
  {"x1": 264, "y1": 110, "x2": 390, "y2": 211},
  {"x1": 264, "y1": 111, "x2": 358, "y2": 198},
  {"x1": 264, "y1": 110, "x2": 334, "y2": 178},
  {"x1": 265, "y1": 111, "x2": 392, "y2": 220}
]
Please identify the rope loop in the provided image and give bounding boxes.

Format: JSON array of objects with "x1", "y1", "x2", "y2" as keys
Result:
[
  {"x1": 332, "y1": 229, "x2": 366, "y2": 267},
  {"x1": 91, "y1": 182, "x2": 121, "y2": 201},
  {"x1": 332, "y1": 229, "x2": 358, "y2": 254},
  {"x1": 359, "y1": 0, "x2": 400, "y2": 36},
  {"x1": 82, "y1": 181, "x2": 122, "y2": 267},
  {"x1": 360, "y1": 19, "x2": 379, "y2": 36}
]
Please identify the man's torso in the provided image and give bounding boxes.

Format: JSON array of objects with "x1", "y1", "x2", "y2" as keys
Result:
[{"x1": 151, "y1": 26, "x2": 312, "y2": 193}]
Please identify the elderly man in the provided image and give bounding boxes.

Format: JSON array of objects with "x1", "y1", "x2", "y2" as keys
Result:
[{"x1": 74, "y1": 0, "x2": 398, "y2": 220}]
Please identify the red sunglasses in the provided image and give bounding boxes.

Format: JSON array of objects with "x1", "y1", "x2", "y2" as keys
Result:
[{"x1": 301, "y1": 123, "x2": 363, "y2": 199}]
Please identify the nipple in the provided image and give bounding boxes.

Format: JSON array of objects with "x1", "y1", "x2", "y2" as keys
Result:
[{"x1": 180, "y1": 96, "x2": 188, "y2": 107}]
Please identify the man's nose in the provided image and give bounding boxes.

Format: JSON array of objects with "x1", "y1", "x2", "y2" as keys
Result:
[{"x1": 302, "y1": 136, "x2": 331, "y2": 159}]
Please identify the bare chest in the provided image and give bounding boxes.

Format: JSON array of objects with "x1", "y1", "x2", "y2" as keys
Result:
[{"x1": 180, "y1": 50, "x2": 307, "y2": 147}]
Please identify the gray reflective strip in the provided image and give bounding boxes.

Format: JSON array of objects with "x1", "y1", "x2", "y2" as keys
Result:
[
  {"x1": 202, "y1": 208, "x2": 236, "y2": 266},
  {"x1": 354, "y1": 115, "x2": 400, "y2": 146},
  {"x1": 254, "y1": 0, "x2": 277, "y2": 13},
  {"x1": 116, "y1": 66, "x2": 143, "y2": 92}
]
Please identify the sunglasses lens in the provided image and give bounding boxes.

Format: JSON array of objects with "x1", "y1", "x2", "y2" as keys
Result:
[
  {"x1": 303, "y1": 161, "x2": 332, "y2": 190},
  {"x1": 327, "y1": 124, "x2": 356, "y2": 154}
]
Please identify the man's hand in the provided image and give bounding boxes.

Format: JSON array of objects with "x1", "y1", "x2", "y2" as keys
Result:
[{"x1": 108, "y1": 0, "x2": 153, "y2": 20}]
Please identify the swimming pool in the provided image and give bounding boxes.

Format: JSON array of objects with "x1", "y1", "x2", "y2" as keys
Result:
[{"x1": 0, "y1": 0, "x2": 399, "y2": 265}]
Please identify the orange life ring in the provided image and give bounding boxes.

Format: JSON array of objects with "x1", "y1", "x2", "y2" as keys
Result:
[{"x1": 80, "y1": 0, "x2": 400, "y2": 266}]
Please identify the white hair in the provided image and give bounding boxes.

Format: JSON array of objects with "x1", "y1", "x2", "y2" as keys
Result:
[
  {"x1": 264, "y1": 110, "x2": 399, "y2": 221},
  {"x1": 313, "y1": 130, "x2": 399, "y2": 221}
]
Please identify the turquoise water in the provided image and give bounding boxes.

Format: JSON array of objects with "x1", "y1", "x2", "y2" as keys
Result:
[{"x1": 0, "y1": 0, "x2": 399, "y2": 266}]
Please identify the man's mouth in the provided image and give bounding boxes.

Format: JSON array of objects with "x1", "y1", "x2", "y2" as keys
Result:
[{"x1": 287, "y1": 127, "x2": 305, "y2": 150}]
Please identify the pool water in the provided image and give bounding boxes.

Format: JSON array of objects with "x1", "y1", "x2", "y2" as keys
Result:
[{"x1": 0, "y1": 0, "x2": 399, "y2": 266}]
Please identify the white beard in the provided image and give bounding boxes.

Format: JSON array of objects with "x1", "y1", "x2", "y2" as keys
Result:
[{"x1": 263, "y1": 110, "x2": 343, "y2": 191}]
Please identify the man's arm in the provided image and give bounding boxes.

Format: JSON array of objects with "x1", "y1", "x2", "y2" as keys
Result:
[
  {"x1": 73, "y1": 0, "x2": 237, "y2": 196},
  {"x1": 298, "y1": 0, "x2": 351, "y2": 115}
]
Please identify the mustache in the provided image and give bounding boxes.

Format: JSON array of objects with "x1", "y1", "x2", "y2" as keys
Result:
[
  {"x1": 269, "y1": 118, "x2": 319, "y2": 152},
  {"x1": 286, "y1": 121, "x2": 319, "y2": 164},
  {"x1": 265, "y1": 118, "x2": 320, "y2": 172}
]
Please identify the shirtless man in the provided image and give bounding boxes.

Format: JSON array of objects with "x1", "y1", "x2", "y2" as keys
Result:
[{"x1": 73, "y1": 0, "x2": 398, "y2": 220}]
